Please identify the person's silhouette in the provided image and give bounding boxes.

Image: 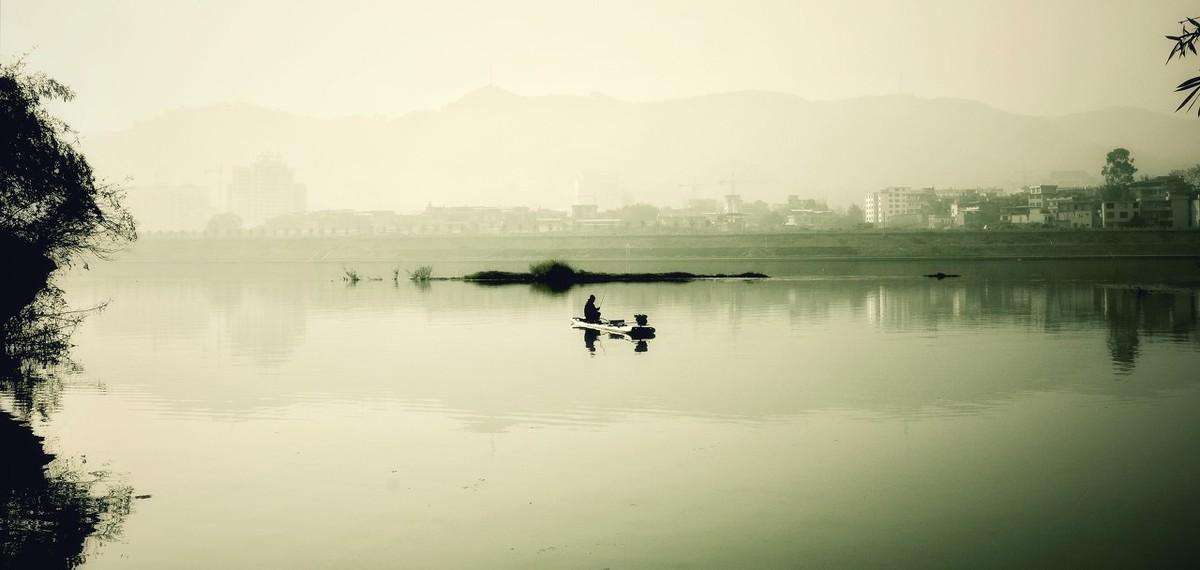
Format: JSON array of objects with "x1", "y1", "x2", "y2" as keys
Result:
[{"x1": 583, "y1": 294, "x2": 601, "y2": 323}]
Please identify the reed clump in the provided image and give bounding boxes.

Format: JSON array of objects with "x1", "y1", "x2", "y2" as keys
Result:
[{"x1": 408, "y1": 265, "x2": 433, "y2": 282}]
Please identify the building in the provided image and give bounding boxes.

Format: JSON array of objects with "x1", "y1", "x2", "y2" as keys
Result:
[
  {"x1": 1003, "y1": 185, "x2": 1101, "y2": 228},
  {"x1": 126, "y1": 183, "x2": 214, "y2": 232},
  {"x1": 926, "y1": 215, "x2": 952, "y2": 229},
  {"x1": 864, "y1": 187, "x2": 927, "y2": 226},
  {"x1": 950, "y1": 201, "x2": 1002, "y2": 228},
  {"x1": 723, "y1": 194, "x2": 743, "y2": 215},
  {"x1": 1100, "y1": 201, "x2": 1139, "y2": 228},
  {"x1": 1129, "y1": 175, "x2": 1189, "y2": 201},
  {"x1": 571, "y1": 204, "x2": 599, "y2": 219},
  {"x1": 1101, "y1": 193, "x2": 1198, "y2": 229},
  {"x1": 1026, "y1": 185, "x2": 1057, "y2": 209},
  {"x1": 1051, "y1": 208, "x2": 1099, "y2": 229},
  {"x1": 227, "y1": 154, "x2": 306, "y2": 227},
  {"x1": 1003, "y1": 207, "x2": 1049, "y2": 225},
  {"x1": 786, "y1": 208, "x2": 835, "y2": 228}
]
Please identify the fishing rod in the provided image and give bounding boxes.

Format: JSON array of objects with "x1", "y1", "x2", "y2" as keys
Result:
[{"x1": 597, "y1": 292, "x2": 609, "y2": 324}]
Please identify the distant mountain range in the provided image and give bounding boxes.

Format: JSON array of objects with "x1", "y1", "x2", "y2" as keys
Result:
[{"x1": 85, "y1": 86, "x2": 1200, "y2": 211}]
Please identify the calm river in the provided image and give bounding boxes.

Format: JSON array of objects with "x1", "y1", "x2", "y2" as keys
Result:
[{"x1": 5, "y1": 260, "x2": 1200, "y2": 568}]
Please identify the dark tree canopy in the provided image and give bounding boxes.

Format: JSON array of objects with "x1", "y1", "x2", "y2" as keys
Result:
[
  {"x1": 1172, "y1": 164, "x2": 1200, "y2": 190},
  {"x1": 1101, "y1": 148, "x2": 1138, "y2": 201},
  {"x1": 1166, "y1": 17, "x2": 1200, "y2": 115},
  {"x1": 0, "y1": 60, "x2": 135, "y2": 265},
  {"x1": 0, "y1": 64, "x2": 135, "y2": 570}
]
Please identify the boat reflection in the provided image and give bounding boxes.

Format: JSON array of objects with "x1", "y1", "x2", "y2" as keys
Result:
[{"x1": 578, "y1": 327, "x2": 653, "y2": 354}]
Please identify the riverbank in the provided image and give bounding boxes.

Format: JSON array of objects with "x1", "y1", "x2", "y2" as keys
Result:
[{"x1": 107, "y1": 230, "x2": 1200, "y2": 264}]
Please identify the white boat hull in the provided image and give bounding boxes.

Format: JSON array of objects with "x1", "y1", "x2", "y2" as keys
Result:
[{"x1": 571, "y1": 317, "x2": 656, "y2": 339}]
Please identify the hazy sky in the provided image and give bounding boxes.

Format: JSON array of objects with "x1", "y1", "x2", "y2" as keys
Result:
[{"x1": 3, "y1": 0, "x2": 1198, "y2": 134}]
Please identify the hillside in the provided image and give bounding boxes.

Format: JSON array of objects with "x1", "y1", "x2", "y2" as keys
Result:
[{"x1": 83, "y1": 88, "x2": 1200, "y2": 212}]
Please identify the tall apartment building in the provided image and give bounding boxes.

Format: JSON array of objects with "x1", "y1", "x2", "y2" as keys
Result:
[
  {"x1": 864, "y1": 187, "x2": 925, "y2": 226},
  {"x1": 227, "y1": 154, "x2": 306, "y2": 227}
]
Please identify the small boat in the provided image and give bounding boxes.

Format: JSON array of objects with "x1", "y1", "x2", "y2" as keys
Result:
[{"x1": 571, "y1": 317, "x2": 656, "y2": 339}]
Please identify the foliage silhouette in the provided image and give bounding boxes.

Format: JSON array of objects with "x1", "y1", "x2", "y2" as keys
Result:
[
  {"x1": 0, "y1": 60, "x2": 136, "y2": 568},
  {"x1": 0, "y1": 289, "x2": 131, "y2": 568},
  {"x1": 0, "y1": 411, "x2": 134, "y2": 569},
  {"x1": 1165, "y1": 16, "x2": 1200, "y2": 115},
  {"x1": 1, "y1": 60, "x2": 136, "y2": 266},
  {"x1": 408, "y1": 265, "x2": 433, "y2": 282},
  {"x1": 462, "y1": 260, "x2": 767, "y2": 291},
  {"x1": 1101, "y1": 148, "x2": 1137, "y2": 201}
]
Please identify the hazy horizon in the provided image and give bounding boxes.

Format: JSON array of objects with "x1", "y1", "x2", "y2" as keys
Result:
[
  {"x1": 80, "y1": 85, "x2": 1200, "y2": 216},
  {"x1": 57, "y1": 85, "x2": 1200, "y2": 137},
  {"x1": 4, "y1": 0, "x2": 1199, "y2": 135}
]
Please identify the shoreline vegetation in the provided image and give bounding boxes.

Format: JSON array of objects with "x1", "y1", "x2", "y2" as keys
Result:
[
  {"x1": 344, "y1": 260, "x2": 768, "y2": 287},
  {"x1": 455, "y1": 260, "x2": 767, "y2": 285}
]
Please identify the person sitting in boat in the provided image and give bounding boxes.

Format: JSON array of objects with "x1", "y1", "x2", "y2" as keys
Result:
[{"x1": 583, "y1": 294, "x2": 602, "y2": 323}]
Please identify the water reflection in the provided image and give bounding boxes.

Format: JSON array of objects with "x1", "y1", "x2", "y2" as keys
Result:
[
  {"x1": 1, "y1": 289, "x2": 132, "y2": 568},
  {"x1": 577, "y1": 328, "x2": 653, "y2": 354},
  {"x1": 862, "y1": 282, "x2": 1199, "y2": 373},
  {"x1": 55, "y1": 266, "x2": 1200, "y2": 431},
  {"x1": 0, "y1": 411, "x2": 133, "y2": 569},
  {"x1": 582, "y1": 328, "x2": 598, "y2": 353},
  {"x1": 30, "y1": 263, "x2": 1200, "y2": 568}
]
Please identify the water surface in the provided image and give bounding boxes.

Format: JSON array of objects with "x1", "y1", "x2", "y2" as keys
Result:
[{"x1": 7, "y1": 262, "x2": 1200, "y2": 567}]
